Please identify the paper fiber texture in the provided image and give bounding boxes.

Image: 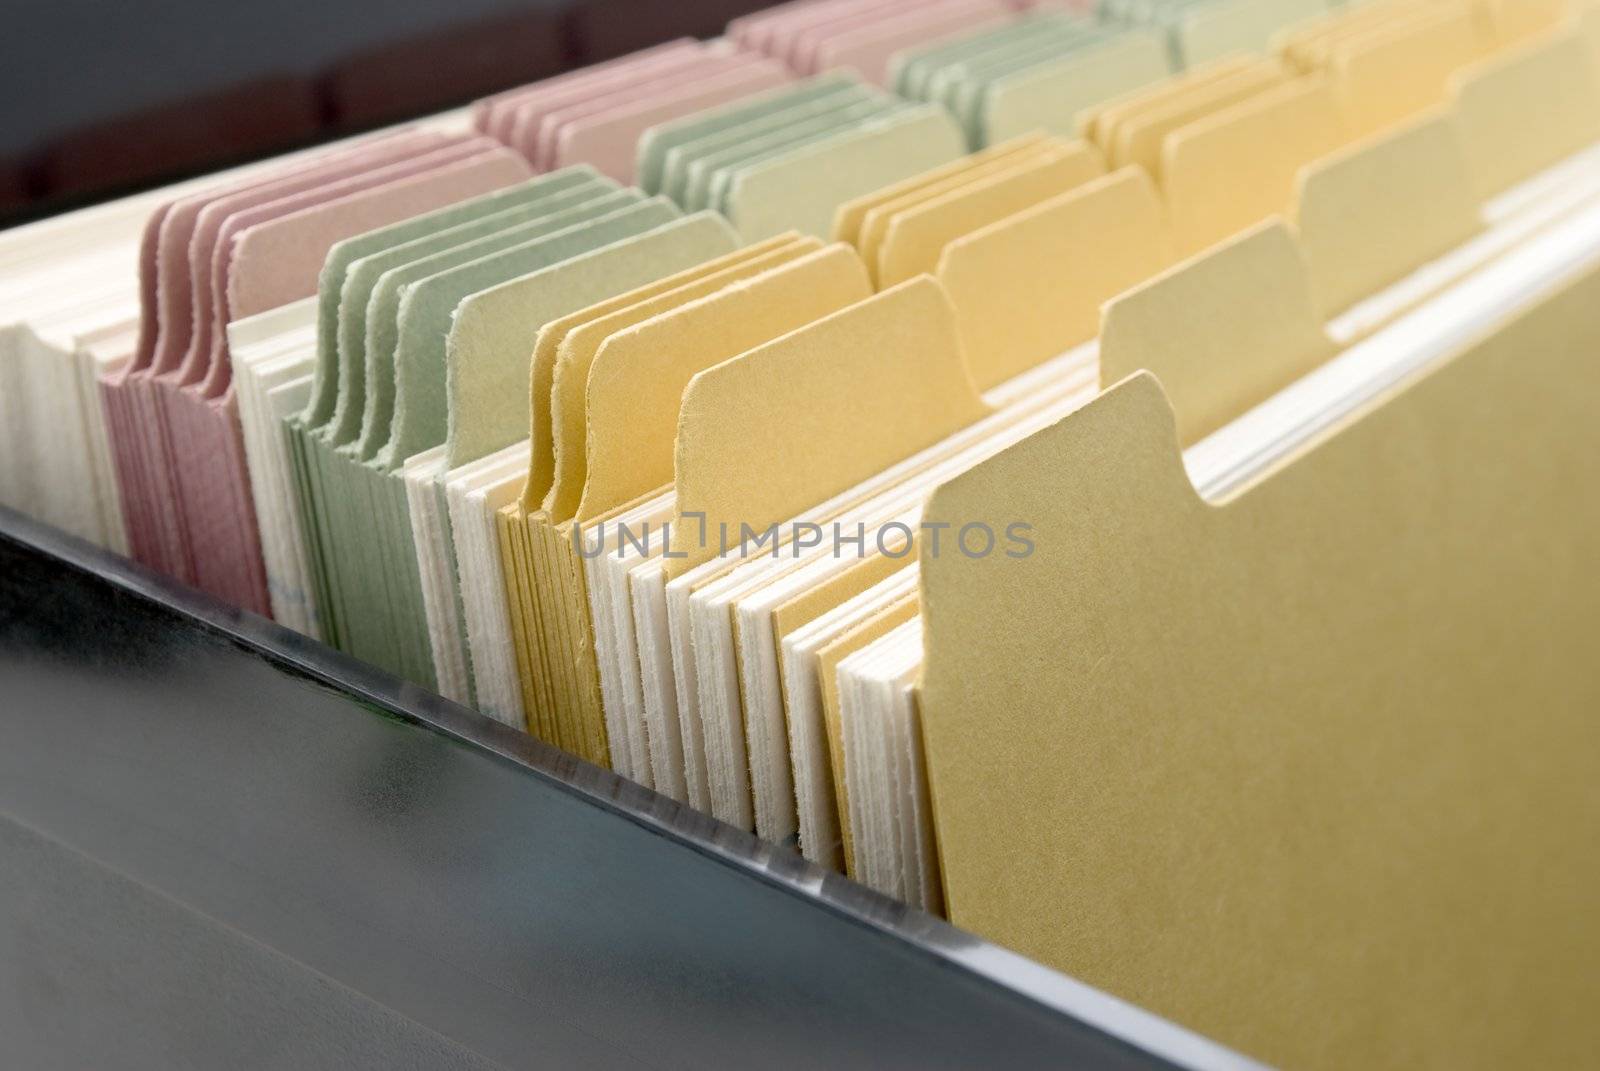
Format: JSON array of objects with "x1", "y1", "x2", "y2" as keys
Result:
[
  {"x1": 525, "y1": 234, "x2": 803, "y2": 510},
  {"x1": 982, "y1": 31, "x2": 1173, "y2": 146},
  {"x1": 830, "y1": 133, "x2": 1047, "y2": 246},
  {"x1": 694, "y1": 98, "x2": 906, "y2": 217},
  {"x1": 309, "y1": 169, "x2": 596, "y2": 434},
  {"x1": 1450, "y1": 28, "x2": 1600, "y2": 198},
  {"x1": 144, "y1": 137, "x2": 528, "y2": 614},
  {"x1": 636, "y1": 73, "x2": 863, "y2": 196},
  {"x1": 1100, "y1": 221, "x2": 1334, "y2": 446},
  {"x1": 354, "y1": 184, "x2": 635, "y2": 464},
  {"x1": 304, "y1": 196, "x2": 689, "y2": 682},
  {"x1": 510, "y1": 244, "x2": 876, "y2": 766},
  {"x1": 409, "y1": 214, "x2": 739, "y2": 701},
  {"x1": 725, "y1": 106, "x2": 967, "y2": 240},
  {"x1": 939, "y1": 167, "x2": 1176, "y2": 391},
  {"x1": 1162, "y1": 75, "x2": 1350, "y2": 254},
  {"x1": 1109, "y1": 62, "x2": 1285, "y2": 177},
  {"x1": 229, "y1": 147, "x2": 530, "y2": 322},
  {"x1": 1175, "y1": 0, "x2": 1328, "y2": 67},
  {"x1": 917, "y1": 260, "x2": 1600, "y2": 1071},
  {"x1": 544, "y1": 239, "x2": 816, "y2": 518},
  {"x1": 669, "y1": 278, "x2": 988, "y2": 578},
  {"x1": 664, "y1": 86, "x2": 887, "y2": 209},
  {"x1": 579, "y1": 243, "x2": 872, "y2": 521},
  {"x1": 853, "y1": 138, "x2": 1059, "y2": 276},
  {"x1": 109, "y1": 132, "x2": 447, "y2": 582},
  {"x1": 875, "y1": 140, "x2": 1103, "y2": 287},
  {"x1": 385, "y1": 198, "x2": 681, "y2": 468},
  {"x1": 446, "y1": 211, "x2": 739, "y2": 469},
  {"x1": 291, "y1": 171, "x2": 612, "y2": 653},
  {"x1": 1292, "y1": 110, "x2": 1481, "y2": 317}
]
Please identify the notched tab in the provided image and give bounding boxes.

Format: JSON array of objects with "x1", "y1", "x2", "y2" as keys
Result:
[
  {"x1": 1161, "y1": 75, "x2": 1349, "y2": 255},
  {"x1": 1450, "y1": 27, "x2": 1600, "y2": 197},
  {"x1": 670, "y1": 276, "x2": 988, "y2": 578},
  {"x1": 1100, "y1": 220, "x2": 1333, "y2": 446},
  {"x1": 938, "y1": 167, "x2": 1175, "y2": 391},
  {"x1": 1293, "y1": 109, "x2": 1482, "y2": 318}
]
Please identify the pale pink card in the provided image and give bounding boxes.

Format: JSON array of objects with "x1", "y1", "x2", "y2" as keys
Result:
[
  {"x1": 168, "y1": 145, "x2": 528, "y2": 613},
  {"x1": 472, "y1": 38, "x2": 700, "y2": 145},
  {"x1": 812, "y1": 0, "x2": 1015, "y2": 84},
  {"x1": 552, "y1": 58, "x2": 795, "y2": 181}
]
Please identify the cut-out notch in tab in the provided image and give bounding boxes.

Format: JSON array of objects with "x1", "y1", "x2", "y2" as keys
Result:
[
  {"x1": 669, "y1": 276, "x2": 989, "y2": 578},
  {"x1": 1099, "y1": 219, "x2": 1334, "y2": 447}
]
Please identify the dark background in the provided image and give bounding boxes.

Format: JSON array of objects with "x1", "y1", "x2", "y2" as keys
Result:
[{"x1": 0, "y1": 0, "x2": 771, "y2": 224}]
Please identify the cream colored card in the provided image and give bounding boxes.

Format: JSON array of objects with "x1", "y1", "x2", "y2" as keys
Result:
[
  {"x1": 982, "y1": 31, "x2": 1173, "y2": 146},
  {"x1": 917, "y1": 251, "x2": 1600, "y2": 1071},
  {"x1": 939, "y1": 167, "x2": 1176, "y2": 391},
  {"x1": 724, "y1": 106, "x2": 967, "y2": 240},
  {"x1": 874, "y1": 140, "x2": 1103, "y2": 287}
]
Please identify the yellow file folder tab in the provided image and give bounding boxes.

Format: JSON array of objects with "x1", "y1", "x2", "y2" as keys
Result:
[
  {"x1": 873, "y1": 140, "x2": 1104, "y2": 287},
  {"x1": 519, "y1": 233, "x2": 807, "y2": 512},
  {"x1": 1174, "y1": 0, "x2": 1330, "y2": 67},
  {"x1": 917, "y1": 256, "x2": 1600, "y2": 1071},
  {"x1": 1099, "y1": 220, "x2": 1334, "y2": 445},
  {"x1": 544, "y1": 238, "x2": 822, "y2": 518},
  {"x1": 1450, "y1": 26, "x2": 1600, "y2": 197},
  {"x1": 852, "y1": 139, "x2": 1064, "y2": 284},
  {"x1": 937, "y1": 167, "x2": 1177, "y2": 392},
  {"x1": 504, "y1": 245, "x2": 876, "y2": 764},
  {"x1": 983, "y1": 30, "x2": 1174, "y2": 146},
  {"x1": 578, "y1": 245, "x2": 874, "y2": 524},
  {"x1": 1273, "y1": 0, "x2": 1438, "y2": 69},
  {"x1": 1312, "y1": 4, "x2": 1489, "y2": 136},
  {"x1": 668, "y1": 278, "x2": 989, "y2": 580},
  {"x1": 1078, "y1": 53, "x2": 1260, "y2": 148},
  {"x1": 830, "y1": 133, "x2": 1048, "y2": 247},
  {"x1": 1292, "y1": 110, "x2": 1482, "y2": 318},
  {"x1": 1161, "y1": 74, "x2": 1350, "y2": 254},
  {"x1": 1109, "y1": 60, "x2": 1287, "y2": 178}
]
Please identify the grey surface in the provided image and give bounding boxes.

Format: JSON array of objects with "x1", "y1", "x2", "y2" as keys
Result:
[
  {"x1": 0, "y1": 507, "x2": 1242, "y2": 1070},
  {"x1": 1, "y1": 818, "x2": 503, "y2": 1071}
]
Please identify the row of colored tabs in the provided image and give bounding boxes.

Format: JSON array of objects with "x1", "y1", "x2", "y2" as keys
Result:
[{"x1": 3, "y1": 3, "x2": 1599, "y2": 1066}]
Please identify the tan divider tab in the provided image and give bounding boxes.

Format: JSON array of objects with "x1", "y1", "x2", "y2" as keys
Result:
[
  {"x1": 579, "y1": 245, "x2": 874, "y2": 521},
  {"x1": 1450, "y1": 27, "x2": 1600, "y2": 197},
  {"x1": 1100, "y1": 220, "x2": 1333, "y2": 445},
  {"x1": 1163, "y1": 75, "x2": 1350, "y2": 254},
  {"x1": 940, "y1": 167, "x2": 1176, "y2": 392},
  {"x1": 670, "y1": 277, "x2": 988, "y2": 578},
  {"x1": 1293, "y1": 109, "x2": 1481, "y2": 317}
]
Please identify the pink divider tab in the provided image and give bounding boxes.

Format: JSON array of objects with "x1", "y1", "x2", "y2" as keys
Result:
[
  {"x1": 812, "y1": 0, "x2": 1016, "y2": 84},
  {"x1": 101, "y1": 201, "x2": 174, "y2": 573},
  {"x1": 784, "y1": 0, "x2": 942, "y2": 73},
  {"x1": 217, "y1": 146, "x2": 531, "y2": 392},
  {"x1": 553, "y1": 58, "x2": 796, "y2": 181},
  {"x1": 173, "y1": 134, "x2": 471, "y2": 395},
  {"x1": 727, "y1": 0, "x2": 818, "y2": 50},
  {"x1": 473, "y1": 39, "x2": 704, "y2": 148},
  {"x1": 744, "y1": 0, "x2": 904, "y2": 62},
  {"x1": 109, "y1": 132, "x2": 452, "y2": 582},
  {"x1": 171, "y1": 147, "x2": 529, "y2": 615},
  {"x1": 511, "y1": 47, "x2": 719, "y2": 167}
]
